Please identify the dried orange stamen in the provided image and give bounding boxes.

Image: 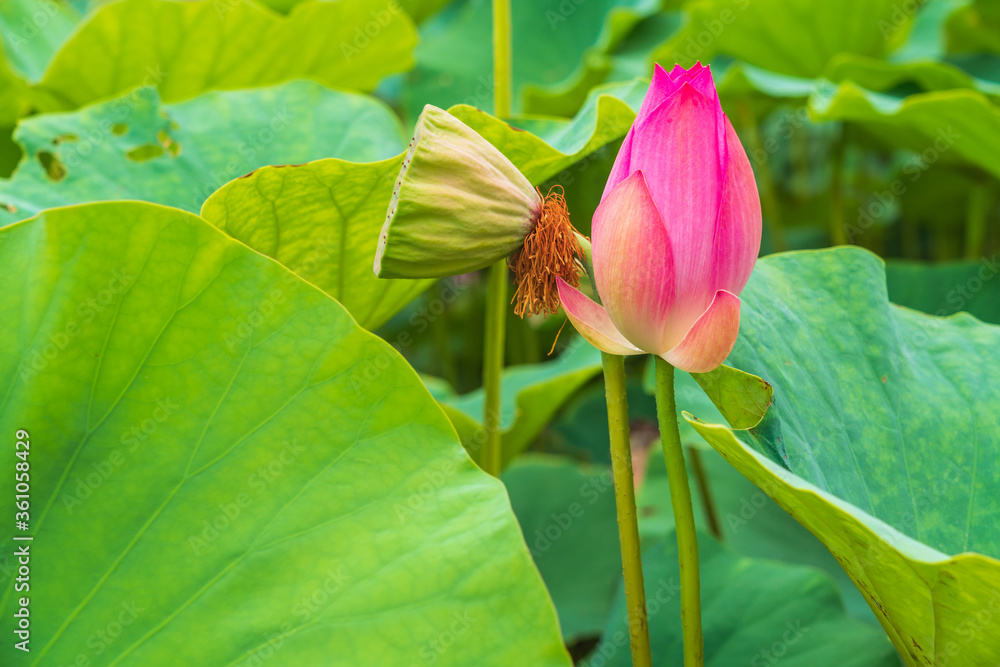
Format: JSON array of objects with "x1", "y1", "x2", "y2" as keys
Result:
[{"x1": 508, "y1": 185, "x2": 586, "y2": 318}]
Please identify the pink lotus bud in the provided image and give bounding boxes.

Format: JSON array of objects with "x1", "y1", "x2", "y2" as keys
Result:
[{"x1": 557, "y1": 63, "x2": 762, "y2": 373}]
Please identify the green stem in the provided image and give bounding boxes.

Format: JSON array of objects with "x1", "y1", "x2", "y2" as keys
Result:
[
  {"x1": 966, "y1": 182, "x2": 989, "y2": 260},
  {"x1": 829, "y1": 125, "x2": 849, "y2": 247},
  {"x1": 481, "y1": 262, "x2": 507, "y2": 476},
  {"x1": 492, "y1": 0, "x2": 512, "y2": 119},
  {"x1": 480, "y1": 0, "x2": 513, "y2": 476},
  {"x1": 654, "y1": 358, "x2": 703, "y2": 667},
  {"x1": 602, "y1": 353, "x2": 652, "y2": 667},
  {"x1": 687, "y1": 446, "x2": 722, "y2": 541}
]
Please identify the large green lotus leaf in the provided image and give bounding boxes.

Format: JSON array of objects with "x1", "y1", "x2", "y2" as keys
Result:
[
  {"x1": 886, "y1": 258, "x2": 1000, "y2": 325},
  {"x1": 0, "y1": 81, "x2": 404, "y2": 227},
  {"x1": 584, "y1": 534, "x2": 899, "y2": 666},
  {"x1": 636, "y1": 444, "x2": 878, "y2": 622},
  {"x1": 679, "y1": 0, "x2": 913, "y2": 78},
  {"x1": 252, "y1": 0, "x2": 450, "y2": 22},
  {"x1": 636, "y1": 363, "x2": 725, "y2": 451},
  {"x1": 200, "y1": 157, "x2": 430, "y2": 331},
  {"x1": 536, "y1": 374, "x2": 658, "y2": 467},
  {"x1": 810, "y1": 81, "x2": 1000, "y2": 178},
  {"x1": 503, "y1": 455, "x2": 621, "y2": 643},
  {"x1": 0, "y1": 0, "x2": 80, "y2": 81},
  {"x1": 527, "y1": 10, "x2": 822, "y2": 117},
  {"x1": 520, "y1": 11, "x2": 686, "y2": 116},
  {"x1": 0, "y1": 201, "x2": 571, "y2": 666},
  {"x1": 946, "y1": 0, "x2": 1000, "y2": 53},
  {"x1": 453, "y1": 78, "x2": 646, "y2": 185},
  {"x1": 826, "y1": 53, "x2": 1000, "y2": 99},
  {"x1": 33, "y1": 0, "x2": 417, "y2": 111},
  {"x1": 403, "y1": 0, "x2": 656, "y2": 117},
  {"x1": 895, "y1": 162, "x2": 988, "y2": 235},
  {"x1": 715, "y1": 61, "x2": 817, "y2": 102},
  {"x1": 398, "y1": 0, "x2": 452, "y2": 23},
  {"x1": 442, "y1": 339, "x2": 604, "y2": 469},
  {"x1": 687, "y1": 247, "x2": 1000, "y2": 667},
  {"x1": 0, "y1": 56, "x2": 29, "y2": 126}
]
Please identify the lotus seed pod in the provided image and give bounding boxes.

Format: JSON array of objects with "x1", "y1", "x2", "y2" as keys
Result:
[{"x1": 374, "y1": 105, "x2": 542, "y2": 279}]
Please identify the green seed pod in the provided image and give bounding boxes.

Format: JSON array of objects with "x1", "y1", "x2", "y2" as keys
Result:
[{"x1": 374, "y1": 105, "x2": 542, "y2": 279}]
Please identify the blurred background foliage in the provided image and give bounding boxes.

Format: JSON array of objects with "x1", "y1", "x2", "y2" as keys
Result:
[{"x1": 2, "y1": 0, "x2": 998, "y2": 661}]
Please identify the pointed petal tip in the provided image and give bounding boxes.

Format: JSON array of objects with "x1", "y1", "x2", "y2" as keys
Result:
[{"x1": 556, "y1": 278, "x2": 643, "y2": 356}]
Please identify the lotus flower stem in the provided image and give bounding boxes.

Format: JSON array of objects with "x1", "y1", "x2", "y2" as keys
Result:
[
  {"x1": 602, "y1": 352, "x2": 653, "y2": 667},
  {"x1": 480, "y1": 0, "x2": 514, "y2": 476},
  {"x1": 654, "y1": 357, "x2": 704, "y2": 667},
  {"x1": 965, "y1": 181, "x2": 989, "y2": 260},
  {"x1": 829, "y1": 125, "x2": 849, "y2": 246},
  {"x1": 687, "y1": 445, "x2": 722, "y2": 540},
  {"x1": 492, "y1": 0, "x2": 512, "y2": 119},
  {"x1": 482, "y1": 262, "x2": 507, "y2": 476}
]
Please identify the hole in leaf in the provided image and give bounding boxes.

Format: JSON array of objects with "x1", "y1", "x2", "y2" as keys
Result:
[
  {"x1": 111, "y1": 123, "x2": 128, "y2": 136},
  {"x1": 125, "y1": 144, "x2": 164, "y2": 162},
  {"x1": 37, "y1": 151, "x2": 67, "y2": 181},
  {"x1": 157, "y1": 129, "x2": 181, "y2": 157},
  {"x1": 52, "y1": 134, "x2": 78, "y2": 145}
]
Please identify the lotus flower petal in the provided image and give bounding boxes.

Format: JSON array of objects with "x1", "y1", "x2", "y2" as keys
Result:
[
  {"x1": 660, "y1": 290, "x2": 741, "y2": 373},
  {"x1": 624, "y1": 82, "x2": 725, "y2": 334},
  {"x1": 603, "y1": 127, "x2": 635, "y2": 198},
  {"x1": 604, "y1": 63, "x2": 719, "y2": 197},
  {"x1": 591, "y1": 171, "x2": 681, "y2": 353},
  {"x1": 556, "y1": 278, "x2": 643, "y2": 356},
  {"x1": 666, "y1": 62, "x2": 717, "y2": 103},
  {"x1": 710, "y1": 116, "x2": 762, "y2": 295}
]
